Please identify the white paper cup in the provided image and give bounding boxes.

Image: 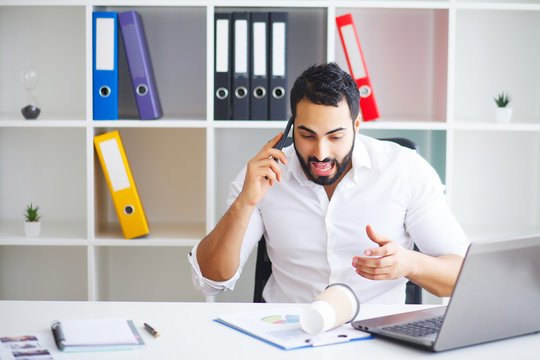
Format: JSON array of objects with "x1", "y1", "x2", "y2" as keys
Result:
[{"x1": 300, "y1": 283, "x2": 360, "y2": 335}]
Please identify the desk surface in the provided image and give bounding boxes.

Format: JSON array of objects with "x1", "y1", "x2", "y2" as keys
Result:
[{"x1": 1, "y1": 301, "x2": 538, "y2": 359}]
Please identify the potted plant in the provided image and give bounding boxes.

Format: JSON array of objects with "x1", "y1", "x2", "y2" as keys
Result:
[
  {"x1": 494, "y1": 91, "x2": 512, "y2": 123},
  {"x1": 23, "y1": 203, "x2": 41, "y2": 237}
]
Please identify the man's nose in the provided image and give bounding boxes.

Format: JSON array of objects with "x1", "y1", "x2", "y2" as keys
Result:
[{"x1": 313, "y1": 140, "x2": 330, "y2": 161}]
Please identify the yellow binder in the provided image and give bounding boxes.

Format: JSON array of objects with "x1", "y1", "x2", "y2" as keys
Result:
[{"x1": 94, "y1": 130, "x2": 149, "y2": 239}]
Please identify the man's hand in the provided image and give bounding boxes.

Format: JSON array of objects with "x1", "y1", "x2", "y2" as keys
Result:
[
  {"x1": 352, "y1": 225, "x2": 415, "y2": 281},
  {"x1": 237, "y1": 132, "x2": 288, "y2": 207}
]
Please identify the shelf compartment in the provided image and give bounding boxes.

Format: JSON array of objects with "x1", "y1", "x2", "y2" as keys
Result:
[
  {"x1": 93, "y1": 127, "x2": 206, "y2": 240},
  {"x1": 359, "y1": 129, "x2": 447, "y2": 183},
  {"x1": 334, "y1": 8, "x2": 449, "y2": 123},
  {"x1": 215, "y1": 6, "x2": 327, "y2": 120},
  {"x1": 454, "y1": 9, "x2": 540, "y2": 125},
  {"x1": 0, "y1": 246, "x2": 87, "y2": 300},
  {"x1": 0, "y1": 6, "x2": 86, "y2": 122},
  {"x1": 96, "y1": 6, "x2": 207, "y2": 121},
  {"x1": 94, "y1": 246, "x2": 206, "y2": 301},
  {"x1": 0, "y1": 128, "x2": 87, "y2": 239},
  {"x1": 214, "y1": 128, "x2": 279, "y2": 220},
  {"x1": 451, "y1": 130, "x2": 540, "y2": 240}
]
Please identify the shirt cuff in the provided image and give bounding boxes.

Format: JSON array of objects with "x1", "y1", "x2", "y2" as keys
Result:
[{"x1": 188, "y1": 241, "x2": 241, "y2": 296}]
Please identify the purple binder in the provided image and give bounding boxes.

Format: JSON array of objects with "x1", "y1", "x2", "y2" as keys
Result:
[{"x1": 118, "y1": 11, "x2": 162, "y2": 120}]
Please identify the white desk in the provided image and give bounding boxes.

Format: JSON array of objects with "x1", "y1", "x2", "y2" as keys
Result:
[{"x1": 1, "y1": 301, "x2": 538, "y2": 359}]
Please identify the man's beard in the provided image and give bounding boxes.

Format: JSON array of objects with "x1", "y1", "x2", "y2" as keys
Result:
[{"x1": 294, "y1": 141, "x2": 354, "y2": 186}]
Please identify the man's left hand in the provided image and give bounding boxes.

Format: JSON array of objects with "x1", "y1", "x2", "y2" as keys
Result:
[{"x1": 352, "y1": 225, "x2": 415, "y2": 280}]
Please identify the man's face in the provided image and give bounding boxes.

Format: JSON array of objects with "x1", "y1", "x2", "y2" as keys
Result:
[{"x1": 293, "y1": 98, "x2": 359, "y2": 186}]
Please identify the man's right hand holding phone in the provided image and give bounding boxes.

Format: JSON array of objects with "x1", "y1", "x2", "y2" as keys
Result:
[{"x1": 238, "y1": 132, "x2": 288, "y2": 208}]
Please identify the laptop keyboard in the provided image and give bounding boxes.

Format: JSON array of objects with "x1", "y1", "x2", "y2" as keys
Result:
[{"x1": 382, "y1": 316, "x2": 444, "y2": 337}]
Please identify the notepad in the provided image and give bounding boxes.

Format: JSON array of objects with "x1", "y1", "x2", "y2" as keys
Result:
[{"x1": 51, "y1": 319, "x2": 144, "y2": 352}]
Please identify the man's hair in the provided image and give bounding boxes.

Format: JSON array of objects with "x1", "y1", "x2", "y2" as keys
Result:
[{"x1": 290, "y1": 62, "x2": 360, "y2": 122}]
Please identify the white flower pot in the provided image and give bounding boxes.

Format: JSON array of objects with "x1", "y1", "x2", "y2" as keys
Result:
[
  {"x1": 495, "y1": 107, "x2": 512, "y2": 123},
  {"x1": 24, "y1": 221, "x2": 41, "y2": 237}
]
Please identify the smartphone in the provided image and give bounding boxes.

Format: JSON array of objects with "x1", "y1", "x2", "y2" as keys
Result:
[{"x1": 273, "y1": 116, "x2": 294, "y2": 151}]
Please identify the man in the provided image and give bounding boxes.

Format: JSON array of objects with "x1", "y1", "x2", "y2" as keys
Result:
[{"x1": 189, "y1": 63, "x2": 469, "y2": 303}]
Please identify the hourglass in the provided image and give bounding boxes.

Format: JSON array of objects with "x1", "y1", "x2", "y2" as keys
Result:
[{"x1": 20, "y1": 67, "x2": 41, "y2": 119}]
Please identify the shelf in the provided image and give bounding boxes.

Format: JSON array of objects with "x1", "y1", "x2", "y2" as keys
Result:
[
  {"x1": 462, "y1": 223, "x2": 540, "y2": 242},
  {"x1": 94, "y1": 222, "x2": 204, "y2": 245},
  {"x1": 0, "y1": 221, "x2": 88, "y2": 245},
  {"x1": 92, "y1": 119, "x2": 208, "y2": 128}
]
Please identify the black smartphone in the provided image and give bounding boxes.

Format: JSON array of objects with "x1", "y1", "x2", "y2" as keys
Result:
[{"x1": 273, "y1": 116, "x2": 294, "y2": 151}]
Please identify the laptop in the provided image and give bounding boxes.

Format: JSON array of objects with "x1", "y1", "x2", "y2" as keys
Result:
[{"x1": 352, "y1": 234, "x2": 540, "y2": 352}]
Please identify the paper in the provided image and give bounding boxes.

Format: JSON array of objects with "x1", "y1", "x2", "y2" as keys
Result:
[
  {"x1": 58, "y1": 319, "x2": 139, "y2": 345},
  {"x1": 51, "y1": 319, "x2": 144, "y2": 352},
  {"x1": 0, "y1": 334, "x2": 56, "y2": 360},
  {"x1": 215, "y1": 306, "x2": 372, "y2": 350}
]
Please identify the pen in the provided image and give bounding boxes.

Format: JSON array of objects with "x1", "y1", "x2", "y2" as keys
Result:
[{"x1": 144, "y1": 322, "x2": 160, "y2": 337}]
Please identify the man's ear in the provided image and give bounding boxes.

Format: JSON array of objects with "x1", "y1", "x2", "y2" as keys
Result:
[{"x1": 354, "y1": 117, "x2": 361, "y2": 133}]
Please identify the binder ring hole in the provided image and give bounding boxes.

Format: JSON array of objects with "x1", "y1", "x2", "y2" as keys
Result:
[
  {"x1": 99, "y1": 86, "x2": 111, "y2": 98},
  {"x1": 235, "y1": 86, "x2": 248, "y2": 99},
  {"x1": 137, "y1": 84, "x2": 148, "y2": 96},
  {"x1": 359, "y1": 85, "x2": 372, "y2": 98},
  {"x1": 216, "y1": 87, "x2": 229, "y2": 100},
  {"x1": 253, "y1": 86, "x2": 266, "y2": 99},
  {"x1": 272, "y1": 86, "x2": 285, "y2": 99},
  {"x1": 124, "y1": 205, "x2": 134, "y2": 215}
]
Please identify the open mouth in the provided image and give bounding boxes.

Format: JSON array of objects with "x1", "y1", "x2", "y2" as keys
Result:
[{"x1": 311, "y1": 161, "x2": 335, "y2": 177}]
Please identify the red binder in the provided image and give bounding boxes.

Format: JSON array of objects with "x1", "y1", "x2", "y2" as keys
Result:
[{"x1": 336, "y1": 14, "x2": 379, "y2": 121}]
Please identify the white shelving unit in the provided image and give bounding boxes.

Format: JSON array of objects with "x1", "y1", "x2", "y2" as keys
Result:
[{"x1": 1, "y1": 0, "x2": 539, "y2": 303}]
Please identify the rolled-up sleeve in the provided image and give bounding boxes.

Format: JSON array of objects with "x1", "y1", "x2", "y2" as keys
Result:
[
  {"x1": 188, "y1": 166, "x2": 265, "y2": 296},
  {"x1": 404, "y1": 152, "x2": 469, "y2": 257}
]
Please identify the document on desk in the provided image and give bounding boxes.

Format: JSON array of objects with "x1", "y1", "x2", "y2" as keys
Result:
[
  {"x1": 215, "y1": 306, "x2": 372, "y2": 350},
  {"x1": 50, "y1": 319, "x2": 144, "y2": 352},
  {"x1": 0, "y1": 334, "x2": 57, "y2": 359}
]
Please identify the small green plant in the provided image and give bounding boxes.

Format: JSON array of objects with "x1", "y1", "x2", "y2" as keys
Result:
[
  {"x1": 23, "y1": 203, "x2": 41, "y2": 222},
  {"x1": 494, "y1": 92, "x2": 511, "y2": 108}
]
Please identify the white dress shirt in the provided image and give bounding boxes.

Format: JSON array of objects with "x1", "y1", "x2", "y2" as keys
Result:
[{"x1": 189, "y1": 134, "x2": 469, "y2": 304}]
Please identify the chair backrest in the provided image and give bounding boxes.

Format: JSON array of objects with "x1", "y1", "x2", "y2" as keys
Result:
[{"x1": 253, "y1": 137, "x2": 422, "y2": 304}]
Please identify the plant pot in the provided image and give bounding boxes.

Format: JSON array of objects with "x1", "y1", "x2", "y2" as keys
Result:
[
  {"x1": 24, "y1": 221, "x2": 41, "y2": 237},
  {"x1": 495, "y1": 107, "x2": 512, "y2": 123}
]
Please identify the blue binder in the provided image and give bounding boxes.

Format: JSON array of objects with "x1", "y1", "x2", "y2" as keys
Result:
[
  {"x1": 93, "y1": 12, "x2": 118, "y2": 120},
  {"x1": 118, "y1": 11, "x2": 162, "y2": 120}
]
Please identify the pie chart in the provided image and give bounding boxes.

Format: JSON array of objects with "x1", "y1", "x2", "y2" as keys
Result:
[{"x1": 261, "y1": 314, "x2": 300, "y2": 324}]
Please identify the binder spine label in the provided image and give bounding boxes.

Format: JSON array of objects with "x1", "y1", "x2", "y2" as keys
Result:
[
  {"x1": 271, "y1": 22, "x2": 286, "y2": 77},
  {"x1": 99, "y1": 139, "x2": 130, "y2": 192},
  {"x1": 95, "y1": 18, "x2": 115, "y2": 71}
]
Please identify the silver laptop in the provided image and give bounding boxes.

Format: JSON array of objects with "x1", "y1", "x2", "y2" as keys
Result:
[{"x1": 352, "y1": 234, "x2": 540, "y2": 352}]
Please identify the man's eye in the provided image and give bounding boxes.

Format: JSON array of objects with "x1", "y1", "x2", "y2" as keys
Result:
[
  {"x1": 301, "y1": 134, "x2": 314, "y2": 139},
  {"x1": 330, "y1": 136, "x2": 343, "y2": 141}
]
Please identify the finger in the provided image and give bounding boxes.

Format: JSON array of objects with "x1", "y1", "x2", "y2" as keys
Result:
[
  {"x1": 355, "y1": 269, "x2": 392, "y2": 281},
  {"x1": 262, "y1": 166, "x2": 278, "y2": 185},
  {"x1": 364, "y1": 225, "x2": 390, "y2": 254},
  {"x1": 353, "y1": 256, "x2": 392, "y2": 269},
  {"x1": 264, "y1": 132, "x2": 284, "y2": 150},
  {"x1": 258, "y1": 158, "x2": 283, "y2": 182},
  {"x1": 364, "y1": 244, "x2": 393, "y2": 257},
  {"x1": 355, "y1": 265, "x2": 391, "y2": 276}
]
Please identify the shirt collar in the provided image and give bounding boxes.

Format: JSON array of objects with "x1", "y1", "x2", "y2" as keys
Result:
[{"x1": 284, "y1": 134, "x2": 372, "y2": 188}]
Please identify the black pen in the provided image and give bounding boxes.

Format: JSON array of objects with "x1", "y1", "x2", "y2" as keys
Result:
[{"x1": 144, "y1": 322, "x2": 160, "y2": 337}]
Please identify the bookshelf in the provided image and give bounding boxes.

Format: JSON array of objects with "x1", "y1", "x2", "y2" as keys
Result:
[{"x1": 0, "y1": 0, "x2": 539, "y2": 303}]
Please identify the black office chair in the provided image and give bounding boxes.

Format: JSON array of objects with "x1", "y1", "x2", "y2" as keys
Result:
[{"x1": 253, "y1": 137, "x2": 423, "y2": 304}]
